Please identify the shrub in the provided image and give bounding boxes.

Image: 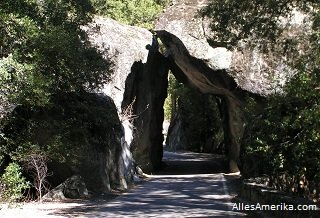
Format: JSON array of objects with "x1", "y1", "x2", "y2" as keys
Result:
[
  {"x1": 241, "y1": 69, "x2": 320, "y2": 202},
  {"x1": 91, "y1": 0, "x2": 169, "y2": 29},
  {"x1": 0, "y1": 163, "x2": 30, "y2": 203}
]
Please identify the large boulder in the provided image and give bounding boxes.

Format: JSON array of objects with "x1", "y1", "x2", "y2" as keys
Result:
[
  {"x1": 122, "y1": 40, "x2": 169, "y2": 173},
  {"x1": 84, "y1": 17, "x2": 148, "y2": 172},
  {"x1": 155, "y1": 28, "x2": 245, "y2": 172},
  {"x1": 82, "y1": 17, "x2": 153, "y2": 110},
  {"x1": 153, "y1": 0, "x2": 256, "y2": 172},
  {"x1": 165, "y1": 112, "x2": 187, "y2": 151},
  {"x1": 42, "y1": 175, "x2": 89, "y2": 201},
  {"x1": 2, "y1": 92, "x2": 133, "y2": 192},
  {"x1": 84, "y1": 18, "x2": 169, "y2": 173}
]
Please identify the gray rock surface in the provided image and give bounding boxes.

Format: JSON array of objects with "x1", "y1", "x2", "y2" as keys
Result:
[
  {"x1": 82, "y1": 17, "x2": 153, "y2": 110},
  {"x1": 84, "y1": 18, "x2": 169, "y2": 173},
  {"x1": 121, "y1": 41, "x2": 169, "y2": 173},
  {"x1": 83, "y1": 16, "x2": 154, "y2": 176},
  {"x1": 153, "y1": 0, "x2": 304, "y2": 173},
  {"x1": 43, "y1": 175, "x2": 88, "y2": 201},
  {"x1": 165, "y1": 112, "x2": 187, "y2": 151},
  {"x1": 156, "y1": 29, "x2": 244, "y2": 172},
  {"x1": 155, "y1": 0, "x2": 294, "y2": 96},
  {"x1": 3, "y1": 93, "x2": 135, "y2": 192}
]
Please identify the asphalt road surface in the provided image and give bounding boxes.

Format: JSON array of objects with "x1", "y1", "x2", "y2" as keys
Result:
[
  {"x1": 84, "y1": 151, "x2": 247, "y2": 217},
  {"x1": 0, "y1": 151, "x2": 248, "y2": 217}
]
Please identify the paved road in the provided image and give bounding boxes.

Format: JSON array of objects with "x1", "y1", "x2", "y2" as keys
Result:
[
  {"x1": 82, "y1": 151, "x2": 247, "y2": 217},
  {"x1": 0, "y1": 151, "x2": 248, "y2": 217}
]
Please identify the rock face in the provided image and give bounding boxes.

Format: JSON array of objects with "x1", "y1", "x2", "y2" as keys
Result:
[
  {"x1": 3, "y1": 93, "x2": 134, "y2": 192},
  {"x1": 80, "y1": 2, "x2": 298, "y2": 174},
  {"x1": 122, "y1": 39, "x2": 169, "y2": 173},
  {"x1": 153, "y1": 0, "x2": 250, "y2": 172},
  {"x1": 83, "y1": 14, "x2": 248, "y2": 173},
  {"x1": 83, "y1": 14, "x2": 256, "y2": 173},
  {"x1": 82, "y1": 17, "x2": 153, "y2": 110},
  {"x1": 84, "y1": 18, "x2": 169, "y2": 173},
  {"x1": 155, "y1": 30, "x2": 245, "y2": 172},
  {"x1": 154, "y1": 0, "x2": 302, "y2": 172},
  {"x1": 43, "y1": 175, "x2": 88, "y2": 201},
  {"x1": 165, "y1": 112, "x2": 186, "y2": 151},
  {"x1": 83, "y1": 19, "x2": 155, "y2": 172},
  {"x1": 84, "y1": 17, "x2": 168, "y2": 173},
  {"x1": 155, "y1": 0, "x2": 293, "y2": 96}
]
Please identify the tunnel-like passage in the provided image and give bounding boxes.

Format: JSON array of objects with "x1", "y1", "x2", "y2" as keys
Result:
[{"x1": 122, "y1": 31, "x2": 247, "y2": 174}]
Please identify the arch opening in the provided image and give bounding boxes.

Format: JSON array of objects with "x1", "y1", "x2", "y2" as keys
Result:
[{"x1": 122, "y1": 33, "x2": 246, "y2": 174}]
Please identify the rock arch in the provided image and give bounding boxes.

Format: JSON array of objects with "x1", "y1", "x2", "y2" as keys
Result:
[
  {"x1": 84, "y1": 14, "x2": 288, "y2": 174},
  {"x1": 122, "y1": 32, "x2": 246, "y2": 173},
  {"x1": 157, "y1": 31, "x2": 246, "y2": 173}
]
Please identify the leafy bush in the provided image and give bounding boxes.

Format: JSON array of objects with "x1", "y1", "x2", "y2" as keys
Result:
[
  {"x1": 0, "y1": 0, "x2": 112, "y2": 108},
  {"x1": 0, "y1": 163, "x2": 30, "y2": 203},
  {"x1": 91, "y1": 0, "x2": 169, "y2": 29},
  {"x1": 200, "y1": 0, "x2": 320, "y2": 203},
  {"x1": 242, "y1": 69, "x2": 320, "y2": 201}
]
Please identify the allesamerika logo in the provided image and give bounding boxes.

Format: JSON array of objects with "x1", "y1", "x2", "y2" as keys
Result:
[{"x1": 232, "y1": 202, "x2": 318, "y2": 211}]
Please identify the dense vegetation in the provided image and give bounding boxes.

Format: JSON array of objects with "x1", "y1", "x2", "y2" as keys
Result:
[
  {"x1": 165, "y1": 73, "x2": 224, "y2": 153},
  {"x1": 90, "y1": 0, "x2": 169, "y2": 28},
  {"x1": 201, "y1": 0, "x2": 320, "y2": 201},
  {"x1": 0, "y1": 0, "x2": 113, "y2": 202},
  {"x1": 1, "y1": 0, "x2": 319, "y2": 205},
  {"x1": 0, "y1": 0, "x2": 169, "y2": 203},
  {"x1": 0, "y1": 0, "x2": 112, "y2": 108}
]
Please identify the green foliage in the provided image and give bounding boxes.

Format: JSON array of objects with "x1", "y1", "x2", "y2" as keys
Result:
[
  {"x1": 90, "y1": 0, "x2": 169, "y2": 28},
  {"x1": 164, "y1": 72, "x2": 183, "y2": 120},
  {"x1": 202, "y1": 0, "x2": 320, "y2": 201},
  {"x1": 0, "y1": 0, "x2": 112, "y2": 108},
  {"x1": 0, "y1": 163, "x2": 30, "y2": 203},
  {"x1": 242, "y1": 69, "x2": 320, "y2": 202},
  {"x1": 0, "y1": 1, "x2": 117, "y2": 195},
  {"x1": 201, "y1": 0, "x2": 319, "y2": 73},
  {"x1": 0, "y1": 55, "x2": 50, "y2": 106},
  {"x1": 200, "y1": 0, "x2": 317, "y2": 46},
  {"x1": 165, "y1": 73, "x2": 223, "y2": 153},
  {"x1": 180, "y1": 90, "x2": 223, "y2": 153},
  {"x1": 243, "y1": 70, "x2": 320, "y2": 176}
]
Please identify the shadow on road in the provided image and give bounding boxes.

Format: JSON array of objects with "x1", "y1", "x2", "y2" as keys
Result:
[
  {"x1": 45, "y1": 151, "x2": 246, "y2": 217},
  {"x1": 159, "y1": 151, "x2": 229, "y2": 175},
  {"x1": 49, "y1": 175, "x2": 244, "y2": 217}
]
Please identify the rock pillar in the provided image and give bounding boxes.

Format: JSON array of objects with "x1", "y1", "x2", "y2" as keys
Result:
[
  {"x1": 122, "y1": 38, "x2": 169, "y2": 173},
  {"x1": 219, "y1": 97, "x2": 245, "y2": 172}
]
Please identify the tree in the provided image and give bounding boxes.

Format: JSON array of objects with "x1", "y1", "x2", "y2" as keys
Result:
[
  {"x1": 201, "y1": 0, "x2": 319, "y2": 70},
  {"x1": 90, "y1": 0, "x2": 169, "y2": 29},
  {"x1": 0, "y1": 1, "x2": 113, "y2": 199},
  {"x1": 0, "y1": 0, "x2": 112, "y2": 108},
  {"x1": 23, "y1": 151, "x2": 50, "y2": 201},
  {"x1": 0, "y1": 163, "x2": 30, "y2": 204},
  {"x1": 201, "y1": 0, "x2": 320, "y2": 202}
]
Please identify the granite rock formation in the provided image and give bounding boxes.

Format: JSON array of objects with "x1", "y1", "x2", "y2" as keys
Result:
[
  {"x1": 154, "y1": 0, "x2": 294, "y2": 172},
  {"x1": 3, "y1": 93, "x2": 133, "y2": 192},
  {"x1": 84, "y1": 18, "x2": 169, "y2": 173}
]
